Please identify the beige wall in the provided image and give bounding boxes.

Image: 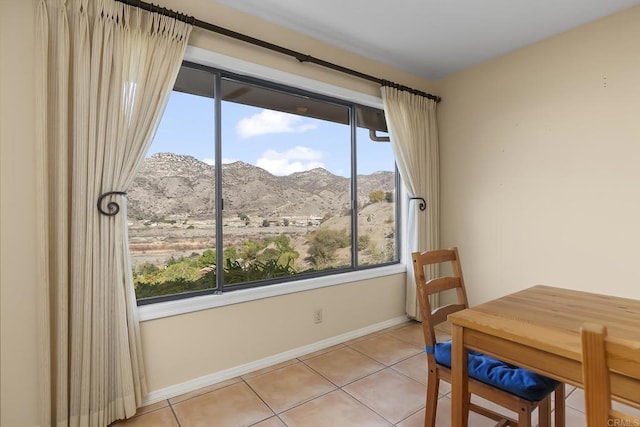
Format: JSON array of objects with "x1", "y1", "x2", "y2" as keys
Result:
[
  {"x1": 142, "y1": 275, "x2": 405, "y2": 391},
  {"x1": 0, "y1": 1, "x2": 42, "y2": 426},
  {"x1": 437, "y1": 6, "x2": 640, "y2": 304}
]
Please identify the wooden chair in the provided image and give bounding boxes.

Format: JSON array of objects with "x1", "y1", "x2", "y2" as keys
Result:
[
  {"x1": 580, "y1": 323, "x2": 640, "y2": 427},
  {"x1": 412, "y1": 247, "x2": 565, "y2": 427}
]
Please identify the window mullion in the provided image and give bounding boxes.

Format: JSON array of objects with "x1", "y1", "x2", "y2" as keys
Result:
[
  {"x1": 214, "y1": 71, "x2": 224, "y2": 293},
  {"x1": 350, "y1": 105, "x2": 358, "y2": 268}
]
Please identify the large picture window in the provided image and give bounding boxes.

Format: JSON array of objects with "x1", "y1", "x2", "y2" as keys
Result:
[{"x1": 128, "y1": 62, "x2": 399, "y2": 304}]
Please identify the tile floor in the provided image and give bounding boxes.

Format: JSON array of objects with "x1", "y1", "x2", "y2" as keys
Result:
[{"x1": 112, "y1": 321, "x2": 640, "y2": 427}]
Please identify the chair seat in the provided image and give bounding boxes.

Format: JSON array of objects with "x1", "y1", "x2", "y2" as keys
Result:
[{"x1": 433, "y1": 341, "x2": 559, "y2": 402}]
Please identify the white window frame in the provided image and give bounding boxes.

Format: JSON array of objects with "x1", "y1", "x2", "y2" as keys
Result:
[{"x1": 137, "y1": 46, "x2": 408, "y2": 322}]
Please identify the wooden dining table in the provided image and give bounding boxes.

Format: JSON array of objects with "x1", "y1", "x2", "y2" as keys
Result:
[{"x1": 448, "y1": 285, "x2": 640, "y2": 427}]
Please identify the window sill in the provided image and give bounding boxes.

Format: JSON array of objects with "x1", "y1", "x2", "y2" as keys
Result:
[{"x1": 138, "y1": 263, "x2": 406, "y2": 322}]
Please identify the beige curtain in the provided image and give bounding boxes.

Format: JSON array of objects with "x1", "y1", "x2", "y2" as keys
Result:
[
  {"x1": 381, "y1": 86, "x2": 439, "y2": 319},
  {"x1": 35, "y1": 1, "x2": 191, "y2": 425}
]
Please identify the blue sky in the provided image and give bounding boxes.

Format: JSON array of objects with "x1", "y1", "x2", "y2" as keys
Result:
[{"x1": 147, "y1": 91, "x2": 394, "y2": 177}]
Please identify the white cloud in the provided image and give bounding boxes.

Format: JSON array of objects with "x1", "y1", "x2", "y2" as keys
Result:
[
  {"x1": 201, "y1": 157, "x2": 237, "y2": 166},
  {"x1": 256, "y1": 146, "x2": 324, "y2": 176},
  {"x1": 237, "y1": 110, "x2": 317, "y2": 138}
]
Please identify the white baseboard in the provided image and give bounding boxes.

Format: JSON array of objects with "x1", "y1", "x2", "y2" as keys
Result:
[{"x1": 142, "y1": 315, "x2": 410, "y2": 405}]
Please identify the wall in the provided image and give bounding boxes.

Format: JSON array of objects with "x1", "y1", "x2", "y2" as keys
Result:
[
  {"x1": 142, "y1": 275, "x2": 405, "y2": 391},
  {"x1": 0, "y1": 1, "x2": 42, "y2": 426},
  {"x1": 437, "y1": 6, "x2": 640, "y2": 304}
]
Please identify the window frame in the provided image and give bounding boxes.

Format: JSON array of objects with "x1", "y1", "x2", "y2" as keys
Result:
[{"x1": 135, "y1": 46, "x2": 407, "y2": 319}]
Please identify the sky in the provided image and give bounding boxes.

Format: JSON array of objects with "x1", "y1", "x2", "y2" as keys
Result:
[{"x1": 147, "y1": 91, "x2": 395, "y2": 178}]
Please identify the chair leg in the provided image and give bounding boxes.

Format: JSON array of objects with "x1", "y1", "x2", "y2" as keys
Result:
[
  {"x1": 518, "y1": 407, "x2": 532, "y2": 427},
  {"x1": 538, "y1": 396, "x2": 551, "y2": 427},
  {"x1": 424, "y1": 369, "x2": 440, "y2": 427},
  {"x1": 554, "y1": 384, "x2": 565, "y2": 427}
]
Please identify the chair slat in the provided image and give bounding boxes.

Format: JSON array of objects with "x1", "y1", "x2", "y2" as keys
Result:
[
  {"x1": 418, "y1": 249, "x2": 456, "y2": 264},
  {"x1": 431, "y1": 303, "x2": 466, "y2": 326},
  {"x1": 424, "y1": 276, "x2": 461, "y2": 295}
]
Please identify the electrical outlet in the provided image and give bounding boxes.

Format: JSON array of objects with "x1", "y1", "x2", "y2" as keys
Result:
[{"x1": 313, "y1": 308, "x2": 323, "y2": 324}]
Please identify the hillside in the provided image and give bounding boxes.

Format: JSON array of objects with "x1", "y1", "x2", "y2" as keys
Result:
[{"x1": 127, "y1": 153, "x2": 394, "y2": 220}]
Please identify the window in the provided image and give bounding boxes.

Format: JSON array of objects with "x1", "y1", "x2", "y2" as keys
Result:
[{"x1": 128, "y1": 62, "x2": 399, "y2": 304}]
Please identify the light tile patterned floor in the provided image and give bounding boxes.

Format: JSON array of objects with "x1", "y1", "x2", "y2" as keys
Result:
[{"x1": 110, "y1": 321, "x2": 637, "y2": 426}]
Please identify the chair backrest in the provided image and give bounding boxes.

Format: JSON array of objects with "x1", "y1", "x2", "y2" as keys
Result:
[
  {"x1": 580, "y1": 323, "x2": 640, "y2": 427},
  {"x1": 411, "y1": 247, "x2": 469, "y2": 350}
]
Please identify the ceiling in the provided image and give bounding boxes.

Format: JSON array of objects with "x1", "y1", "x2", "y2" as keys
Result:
[{"x1": 214, "y1": 0, "x2": 640, "y2": 80}]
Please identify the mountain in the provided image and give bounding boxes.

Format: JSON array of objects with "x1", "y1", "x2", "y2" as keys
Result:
[{"x1": 127, "y1": 153, "x2": 394, "y2": 220}]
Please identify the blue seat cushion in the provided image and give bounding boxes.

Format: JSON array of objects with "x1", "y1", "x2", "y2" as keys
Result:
[{"x1": 432, "y1": 341, "x2": 559, "y2": 402}]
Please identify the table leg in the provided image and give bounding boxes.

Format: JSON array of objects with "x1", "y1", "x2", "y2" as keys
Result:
[{"x1": 451, "y1": 324, "x2": 469, "y2": 427}]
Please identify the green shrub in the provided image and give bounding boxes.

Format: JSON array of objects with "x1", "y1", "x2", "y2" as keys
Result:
[
  {"x1": 223, "y1": 246, "x2": 238, "y2": 262},
  {"x1": 197, "y1": 249, "x2": 216, "y2": 268},
  {"x1": 369, "y1": 190, "x2": 385, "y2": 203},
  {"x1": 134, "y1": 276, "x2": 214, "y2": 299},
  {"x1": 223, "y1": 257, "x2": 297, "y2": 284},
  {"x1": 307, "y1": 228, "x2": 350, "y2": 266},
  {"x1": 136, "y1": 262, "x2": 159, "y2": 275}
]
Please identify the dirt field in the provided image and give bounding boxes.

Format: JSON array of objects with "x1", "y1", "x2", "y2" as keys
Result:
[
  {"x1": 128, "y1": 219, "x2": 311, "y2": 268},
  {"x1": 127, "y1": 202, "x2": 395, "y2": 270}
]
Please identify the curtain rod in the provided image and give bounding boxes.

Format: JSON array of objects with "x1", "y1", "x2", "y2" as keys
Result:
[{"x1": 115, "y1": 0, "x2": 442, "y2": 103}]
